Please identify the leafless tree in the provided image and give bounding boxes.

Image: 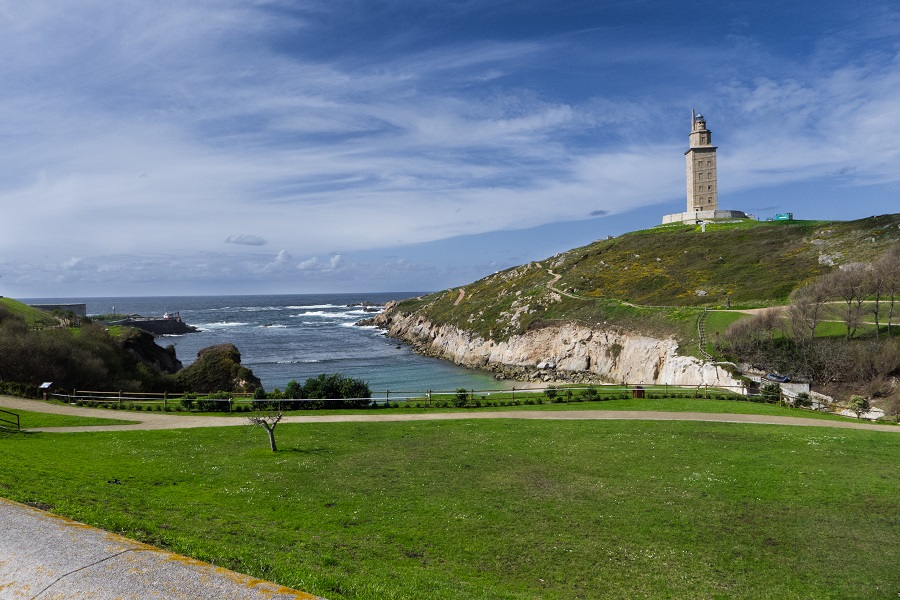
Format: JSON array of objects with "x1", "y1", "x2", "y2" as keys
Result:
[
  {"x1": 874, "y1": 246, "x2": 900, "y2": 338},
  {"x1": 788, "y1": 279, "x2": 831, "y2": 342},
  {"x1": 248, "y1": 413, "x2": 283, "y2": 452},
  {"x1": 823, "y1": 265, "x2": 867, "y2": 339},
  {"x1": 723, "y1": 308, "x2": 782, "y2": 361}
]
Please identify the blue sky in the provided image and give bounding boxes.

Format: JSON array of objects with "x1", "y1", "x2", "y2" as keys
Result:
[{"x1": 2, "y1": 1, "x2": 899, "y2": 298}]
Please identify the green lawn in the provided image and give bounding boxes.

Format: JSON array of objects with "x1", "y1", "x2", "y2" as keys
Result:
[
  {"x1": 0, "y1": 409, "x2": 137, "y2": 429},
  {"x1": 705, "y1": 310, "x2": 746, "y2": 335},
  {"x1": 1, "y1": 420, "x2": 898, "y2": 599}
]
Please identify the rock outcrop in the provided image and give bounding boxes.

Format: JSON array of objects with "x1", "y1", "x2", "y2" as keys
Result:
[{"x1": 370, "y1": 302, "x2": 741, "y2": 387}]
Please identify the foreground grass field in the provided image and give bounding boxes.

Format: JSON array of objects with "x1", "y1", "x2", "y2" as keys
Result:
[{"x1": 1, "y1": 419, "x2": 898, "y2": 599}]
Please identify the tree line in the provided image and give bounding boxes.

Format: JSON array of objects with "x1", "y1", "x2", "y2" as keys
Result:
[{"x1": 722, "y1": 246, "x2": 900, "y2": 401}]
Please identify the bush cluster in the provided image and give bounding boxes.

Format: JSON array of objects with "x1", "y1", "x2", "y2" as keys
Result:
[
  {"x1": 0, "y1": 306, "x2": 179, "y2": 393},
  {"x1": 249, "y1": 374, "x2": 372, "y2": 410}
]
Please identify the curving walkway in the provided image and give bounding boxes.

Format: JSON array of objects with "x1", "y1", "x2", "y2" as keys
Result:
[
  {"x1": 0, "y1": 497, "x2": 321, "y2": 600},
  {"x1": 1, "y1": 395, "x2": 898, "y2": 433}
]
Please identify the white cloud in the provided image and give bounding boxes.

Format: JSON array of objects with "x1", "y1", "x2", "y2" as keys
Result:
[
  {"x1": 296, "y1": 253, "x2": 344, "y2": 272},
  {"x1": 296, "y1": 257, "x2": 320, "y2": 271},
  {"x1": 225, "y1": 235, "x2": 268, "y2": 247}
]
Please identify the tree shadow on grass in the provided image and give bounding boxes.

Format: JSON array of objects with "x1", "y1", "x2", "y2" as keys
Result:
[
  {"x1": 288, "y1": 447, "x2": 330, "y2": 455},
  {"x1": 0, "y1": 428, "x2": 33, "y2": 436}
]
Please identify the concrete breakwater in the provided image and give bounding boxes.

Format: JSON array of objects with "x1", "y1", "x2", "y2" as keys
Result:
[
  {"x1": 104, "y1": 315, "x2": 199, "y2": 336},
  {"x1": 368, "y1": 303, "x2": 742, "y2": 387}
]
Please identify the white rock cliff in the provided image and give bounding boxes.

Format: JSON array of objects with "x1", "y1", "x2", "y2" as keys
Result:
[{"x1": 372, "y1": 304, "x2": 741, "y2": 388}]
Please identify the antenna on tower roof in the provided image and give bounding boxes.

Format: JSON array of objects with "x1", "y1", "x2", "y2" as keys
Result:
[{"x1": 691, "y1": 108, "x2": 695, "y2": 125}]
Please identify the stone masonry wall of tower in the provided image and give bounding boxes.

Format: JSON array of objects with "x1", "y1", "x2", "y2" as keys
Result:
[{"x1": 685, "y1": 112, "x2": 718, "y2": 213}]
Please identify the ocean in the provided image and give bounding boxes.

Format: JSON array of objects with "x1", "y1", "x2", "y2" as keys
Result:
[{"x1": 23, "y1": 293, "x2": 509, "y2": 398}]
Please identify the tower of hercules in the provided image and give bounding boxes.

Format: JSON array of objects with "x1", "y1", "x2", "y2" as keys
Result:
[
  {"x1": 661, "y1": 110, "x2": 746, "y2": 225},
  {"x1": 685, "y1": 109, "x2": 717, "y2": 213}
]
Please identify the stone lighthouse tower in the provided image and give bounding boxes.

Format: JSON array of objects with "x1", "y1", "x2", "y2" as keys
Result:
[
  {"x1": 685, "y1": 109, "x2": 717, "y2": 213},
  {"x1": 661, "y1": 111, "x2": 746, "y2": 225}
]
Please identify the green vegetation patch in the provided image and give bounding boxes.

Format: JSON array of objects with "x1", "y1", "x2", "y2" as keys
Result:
[
  {"x1": 0, "y1": 298, "x2": 60, "y2": 328},
  {"x1": 1, "y1": 409, "x2": 139, "y2": 429},
  {"x1": 0, "y1": 420, "x2": 897, "y2": 599}
]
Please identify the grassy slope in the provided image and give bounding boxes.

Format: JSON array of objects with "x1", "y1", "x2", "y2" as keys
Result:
[
  {"x1": 0, "y1": 420, "x2": 897, "y2": 599},
  {"x1": 0, "y1": 297, "x2": 60, "y2": 328},
  {"x1": 395, "y1": 215, "x2": 900, "y2": 346}
]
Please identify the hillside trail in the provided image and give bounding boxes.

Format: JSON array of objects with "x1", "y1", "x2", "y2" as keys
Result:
[
  {"x1": 1, "y1": 394, "x2": 897, "y2": 434},
  {"x1": 542, "y1": 271, "x2": 881, "y2": 319}
]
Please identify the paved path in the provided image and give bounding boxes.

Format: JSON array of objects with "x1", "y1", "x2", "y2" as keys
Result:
[
  {"x1": 0, "y1": 497, "x2": 321, "y2": 600},
  {"x1": 1, "y1": 395, "x2": 898, "y2": 433}
]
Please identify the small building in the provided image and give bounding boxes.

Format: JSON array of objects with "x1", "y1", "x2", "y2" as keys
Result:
[
  {"x1": 29, "y1": 303, "x2": 87, "y2": 318},
  {"x1": 774, "y1": 213, "x2": 794, "y2": 221}
]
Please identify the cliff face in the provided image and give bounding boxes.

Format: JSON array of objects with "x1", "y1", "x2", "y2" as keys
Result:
[{"x1": 372, "y1": 303, "x2": 741, "y2": 387}]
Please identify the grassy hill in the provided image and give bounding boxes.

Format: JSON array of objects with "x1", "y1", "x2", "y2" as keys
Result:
[
  {"x1": 395, "y1": 215, "x2": 900, "y2": 345},
  {"x1": 0, "y1": 297, "x2": 62, "y2": 328}
]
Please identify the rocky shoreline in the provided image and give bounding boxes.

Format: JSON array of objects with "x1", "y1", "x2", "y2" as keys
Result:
[{"x1": 362, "y1": 301, "x2": 742, "y2": 387}]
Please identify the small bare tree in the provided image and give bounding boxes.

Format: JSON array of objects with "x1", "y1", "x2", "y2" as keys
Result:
[
  {"x1": 823, "y1": 266, "x2": 867, "y2": 339},
  {"x1": 788, "y1": 279, "x2": 831, "y2": 342},
  {"x1": 874, "y1": 246, "x2": 900, "y2": 338},
  {"x1": 248, "y1": 413, "x2": 283, "y2": 452}
]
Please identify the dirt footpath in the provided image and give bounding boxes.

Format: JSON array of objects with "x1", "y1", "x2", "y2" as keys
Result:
[{"x1": 1, "y1": 395, "x2": 898, "y2": 433}]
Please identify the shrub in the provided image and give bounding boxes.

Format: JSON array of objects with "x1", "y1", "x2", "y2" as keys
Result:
[
  {"x1": 544, "y1": 386, "x2": 558, "y2": 401},
  {"x1": 760, "y1": 383, "x2": 781, "y2": 404},
  {"x1": 298, "y1": 374, "x2": 371, "y2": 408},
  {"x1": 284, "y1": 379, "x2": 303, "y2": 399},
  {"x1": 0, "y1": 381, "x2": 40, "y2": 399},
  {"x1": 847, "y1": 395, "x2": 871, "y2": 419},
  {"x1": 454, "y1": 388, "x2": 468, "y2": 408},
  {"x1": 195, "y1": 392, "x2": 231, "y2": 412},
  {"x1": 794, "y1": 392, "x2": 812, "y2": 408}
]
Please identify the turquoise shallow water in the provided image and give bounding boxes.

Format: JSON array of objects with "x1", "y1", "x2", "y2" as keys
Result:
[{"x1": 24, "y1": 293, "x2": 510, "y2": 397}]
